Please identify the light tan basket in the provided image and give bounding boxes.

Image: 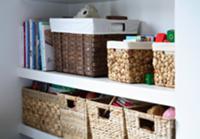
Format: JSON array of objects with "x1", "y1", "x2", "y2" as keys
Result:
[
  {"x1": 124, "y1": 108, "x2": 175, "y2": 139},
  {"x1": 153, "y1": 43, "x2": 175, "y2": 88},
  {"x1": 87, "y1": 98, "x2": 126, "y2": 139},
  {"x1": 107, "y1": 41, "x2": 153, "y2": 83},
  {"x1": 22, "y1": 88, "x2": 62, "y2": 137},
  {"x1": 59, "y1": 94, "x2": 89, "y2": 139}
]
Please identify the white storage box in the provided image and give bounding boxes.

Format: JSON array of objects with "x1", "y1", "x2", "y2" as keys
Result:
[
  {"x1": 107, "y1": 41, "x2": 153, "y2": 83},
  {"x1": 152, "y1": 43, "x2": 175, "y2": 88},
  {"x1": 50, "y1": 18, "x2": 140, "y2": 35}
]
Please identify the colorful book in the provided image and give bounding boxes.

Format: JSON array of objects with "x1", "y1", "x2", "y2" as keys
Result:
[
  {"x1": 38, "y1": 21, "x2": 55, "y2": 71},
  {"x1": 29, "y1": 19, "x2": 34, "y2": 69},
  {"x1": 25, "y1": 21, "x2": 30, "y2": 68},
  {"x1": 23, "y1": 22, "x2": 26, "y2": 68}
]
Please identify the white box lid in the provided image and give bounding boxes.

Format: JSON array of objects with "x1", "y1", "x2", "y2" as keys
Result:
[
  {"x1": 107, "y1": 41, "x2": 152, "y2": 50},
  {"x1": 152, "y1": 43, "x2": 175, "y2": 52},
  {"x1": 50, "y1": 18, "x2": 140, "y2": 35}
]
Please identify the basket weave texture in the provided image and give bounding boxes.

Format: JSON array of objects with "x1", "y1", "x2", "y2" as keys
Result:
[
  {"x1": 87, "y1": 99, "x2": 126, "y2": 139},
  {"x1": 54, "y1": 33, "x2": 126, "y2": 77},
  {"x1": 108, "y1": 49, "x2": 153, "y2": 83},
  {"x1": 153, "y1": 51, "x2": 175, "y2": 88},
  {"x1": 22, "y1": 88, "x2": 62, "y2": 137},
  {"x1": 124, "y1": 108, "x2": 175, "y2": 139},
  {"x1": 52, "y1": 33, "x2": 63, "y2": 72},
  {"x1": 59, "y1": 94, "x2": 89, "y2": 139}
]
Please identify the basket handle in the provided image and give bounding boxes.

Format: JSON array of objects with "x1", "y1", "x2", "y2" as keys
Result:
[
  {"x1": 65, "y1": 96, "x2": 78, "y2": 109},
  {"x1": 138, "y1": 116, "x2": 155, "y2": 133},
  {"x1": 98, "y1": 97, "x2": 116, "y2": 119},
  {"x1": 110, "y1": 22, "x2": 126, "y2": 32}
]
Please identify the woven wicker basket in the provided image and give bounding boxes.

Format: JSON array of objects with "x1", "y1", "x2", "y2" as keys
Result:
[
  {"x1": 53, "y1": 33, "x2": 127, "y2": 77},
  {"x1": 59, "y1": 94, "x2": 89, "y2": 139},
  {"x1": 124, "y1": 108, "x2": 175, "y2": 139},
  {"x1": 87, "y1": 98, "x2": 126, "y2": 139},
  {"x1": 52, "y1": 33, "x2": 63, "y2": 72},
  {"x1": 153, "y1": 43, "x2": 175, "y2": 88},
  {"x1": 22, "y1": 88, "x2": 62, "y2": 137},
  {"x1": 107, "y1": 41, "x2": 153, "y2": 83}
]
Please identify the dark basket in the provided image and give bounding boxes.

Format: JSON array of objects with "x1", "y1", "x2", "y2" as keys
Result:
[{"x1": 54, "y1": 33, "x2": 128, "y2": 77}]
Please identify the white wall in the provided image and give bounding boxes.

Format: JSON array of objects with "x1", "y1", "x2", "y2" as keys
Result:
[
  {"x1": 0, "y1": 0, "x2": 68, "y2": 138},
  {"x1": 176, "y1": 0, "x2": 200, "y2": 139},
  {"x1": 67, "y1": 0, "x2": 175, "y2": 34}
]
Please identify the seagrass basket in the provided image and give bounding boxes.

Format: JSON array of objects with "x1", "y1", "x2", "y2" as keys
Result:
[
  {"x1": 124, "y1": 108, "x2": 176, "y2": 139},
  {"x1": 87, "y1": 98, "x2": 126, "y2": 139},
  {"x1": 59, "y1": 94, "x2": 89, "y2": 139},
  {"x1": 153, "y1": 43, "x2": 175, "y2": 88},
  {"x1": 57, "y1": 34, "x2": 127, "y2": 77},
  {"x1": 52, "y1": 33, "x2": 63, "y2": 72},
  {"x1": 22, "y1": 88, "x2": 62, "y2": 137},
  {"x1": 107, "y1": 41, "x2": 153, "y2": 83}
]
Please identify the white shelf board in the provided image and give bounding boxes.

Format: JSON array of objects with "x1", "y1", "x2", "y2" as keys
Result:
[
  {"x1": 17, "y1": 68, "x2": 175, "y2": 106},
  {"x1": 30, "y1": 0, "x2": 116, "y2": 4},
  {"x1": 19, "y1": 124, "x2": 62, "y2": 139}
]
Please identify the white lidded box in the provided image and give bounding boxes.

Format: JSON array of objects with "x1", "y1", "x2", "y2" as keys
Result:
[
  {"x1": 107, "y1": 41, "x2": 153, "y2": 83},
  {"x1": 50, "y1": 18, "x2": 140, "y2": 35},
  {"x1": 50, "y1": 18, "x2": 140, "y2": 77},
  {"x1": 152, "y1": 43, "x2": 175, "y2": 88}
]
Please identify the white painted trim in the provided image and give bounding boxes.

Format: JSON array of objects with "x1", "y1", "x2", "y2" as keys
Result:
[{"x1": 17, "y1": 68, "x2": 175, "y2": 106}]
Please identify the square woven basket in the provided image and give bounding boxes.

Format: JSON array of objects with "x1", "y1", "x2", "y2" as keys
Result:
[
  {"x1": 152, "y1": 43, "x2": 175, "y2": 88},
  {"x1": 22, "y1": 88, "x2": 63, "y2": 137},
  {"x1": 59, "y1": 94, "x2": 89, "y2": 139},
  {"x1": 87, "y1": 98, "x2": 126, "y2": 139},
  {"x1": 124, "y1": 108, "x2": 176, "y2": 139},
  {"x1": 107, "y1": 41, "x2": 153, "y2": 83}
]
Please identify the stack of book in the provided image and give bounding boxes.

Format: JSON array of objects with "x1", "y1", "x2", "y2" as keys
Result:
[{"x1": 22, "y1": 19, "x2": 55, "y2": 71}]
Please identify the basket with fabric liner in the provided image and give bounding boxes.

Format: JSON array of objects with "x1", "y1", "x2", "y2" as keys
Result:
[
  {"x1": 107, "y1": 41, "x2": 153, "y2": 83},
  {"x1": 152, "y1": 43, "x2": 175, "y2": 88}
]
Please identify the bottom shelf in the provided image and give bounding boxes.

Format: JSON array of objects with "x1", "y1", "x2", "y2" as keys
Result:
[{"x1": 18, "y1": 124, "x2": 62, "y2": 139}]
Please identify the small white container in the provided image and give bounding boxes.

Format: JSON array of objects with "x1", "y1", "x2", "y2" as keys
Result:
[{"x1": 152, "y1": 43, "x2": 175, "y2": 88}]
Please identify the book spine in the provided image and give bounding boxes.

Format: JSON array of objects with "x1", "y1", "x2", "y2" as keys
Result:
[
  {"x1": 32, "y1": 21, "x2": 36, "y2": 69},
  {"x1": 26, "y1": 21, "x2": 30, "y2": 68},
  {"x1": 23, "y1": 22, "x2": 26, "y2": 68},
  {"x1": 29, "y1": 19, "x2": 33, "y2": 69},
  {"x1": 37, "y1": 22, "x2": 42, "y2": 70},
  {"x1": 35, "y1": 21, "x2": 39, "y2": 70},
  {"x1": 39, "y1": 22, "x2": 46, "y2": 71}
]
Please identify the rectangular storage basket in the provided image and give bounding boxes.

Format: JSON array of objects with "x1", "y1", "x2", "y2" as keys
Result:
[
  {"x1": 124, "y1": 108, "x2": 175, "y2": 139},
  {"x1": 50, "y1": 18, "x2": 140, "y2": 77},
  {"x1": 59, "y1": 94, "x2": 89, "y2": 139},
  {"x1": 153, "y1": 43, "x2": 175, "y2": 88},
  {"x1": 87, "y1": 98, "x2": 126, "y2": 139},
  {"x1": 22, "y1": 88, "x2": 62, "y2": 137},
  {"x1": 107, "y1": 41, "x2": 153, "y2": 83}
]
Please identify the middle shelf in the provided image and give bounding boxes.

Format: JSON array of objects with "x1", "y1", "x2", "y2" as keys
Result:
[{"x1": 17, "y1": 68, "x2": 175, "y2": 106}]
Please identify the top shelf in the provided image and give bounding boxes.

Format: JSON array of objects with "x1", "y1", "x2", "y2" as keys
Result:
[
  {"x1": 17, "y1": 68, "x2": 175, "y2": 107},
  {"x1": 31, "y1": 0, "x2": 116, "y2": 4}
]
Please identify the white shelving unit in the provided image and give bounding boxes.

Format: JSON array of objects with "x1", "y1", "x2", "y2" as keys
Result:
[
  {"x1": 18, "y1": 68, "x2": 175, "y2": 138},
  {"x1": 17, "y1": 68, "x2": 175, "y2": 106}
]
